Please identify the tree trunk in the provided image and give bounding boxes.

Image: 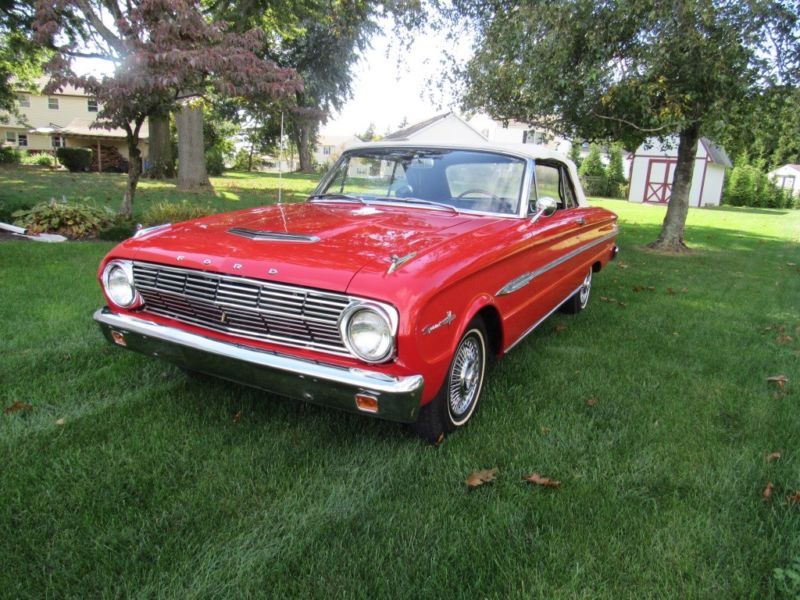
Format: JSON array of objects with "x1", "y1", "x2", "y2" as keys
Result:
[
  {"x1": 648, "y1": 124, "x2": 701, "y2": 252},
  {"x1": 176, "y1": 101, "x2": 210, "y2": 190},
  {"x1": 120, "y1": 138, "x2": 142, "y2": 218},
  {"x1": 291, "y1": 122, "x2": 315, "y2": 173},
  {"x1": 146, "y1": 110, "x2": 174, "y2": 179}
]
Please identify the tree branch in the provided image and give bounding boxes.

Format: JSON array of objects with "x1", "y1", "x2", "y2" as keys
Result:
[
  {"x1": 74, "y1": 0, "x2": 126, "y2": 55},
  {"x1": 590, "y1": 111, "x2": 681, "y2": 134}
]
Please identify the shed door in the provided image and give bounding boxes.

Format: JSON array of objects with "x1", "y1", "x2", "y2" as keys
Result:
[{"x1": 644, "y1": 159, "x2": 676, "y2": 204}]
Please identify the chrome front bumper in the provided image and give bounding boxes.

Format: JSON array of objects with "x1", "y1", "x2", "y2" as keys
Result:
[{"x1": 93, "y1": 308, "x2": 424, "y2": 422}]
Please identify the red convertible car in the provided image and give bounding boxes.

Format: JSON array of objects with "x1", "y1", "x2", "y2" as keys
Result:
[{"x1": 94, "y1": 142, "x2": 618, "y2": 441}]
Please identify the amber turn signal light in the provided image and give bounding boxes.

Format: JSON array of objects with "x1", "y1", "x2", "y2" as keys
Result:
[
  {"x1": 355, "y1": 393, "x2": 379, "y2": 414},
  {"x1": 110, "y1": 330, "x2": 127, "y2": 346}
]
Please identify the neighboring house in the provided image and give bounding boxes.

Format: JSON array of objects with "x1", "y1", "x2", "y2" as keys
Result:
[
  {"x1": 0, "y1": 78, "x2": 148, "y2": 170},
  {"x1": 383, "y1": 113, "x2": 486, "y2": 144},
  {"x1": 627, "y1": 137, "x2": 732, "y2": 207},
  {"x1": 467, "y1": 114, "x2": 572, "y2": 154},
  {"x1": 314, "y1": 135, "x2": 361, "y2": 168},
  {"x1": 768, "y1": 164, "x2": 800, "y2": 197}
]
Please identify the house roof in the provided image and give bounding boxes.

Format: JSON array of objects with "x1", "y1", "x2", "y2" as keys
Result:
[
  {"x1": 56, "y1": 118, "x2": 148, "y2": 140},
  {"x1": 15, "y1": 76, "x2": 90, "y2": 97},
  {"x1": 701, "y1": 138, "x2": 733, "y2": 168},
  {"x1": 383, "y1": 113, "x2": 451, "y2": 140}
]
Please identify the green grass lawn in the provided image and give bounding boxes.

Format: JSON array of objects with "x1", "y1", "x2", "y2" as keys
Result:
[
  {"x1": 0, "y1": 165, "x2": 319, "y2": 222},
  {"x1": 2, "y1": 170, "x2": 800, "y2": 597}
]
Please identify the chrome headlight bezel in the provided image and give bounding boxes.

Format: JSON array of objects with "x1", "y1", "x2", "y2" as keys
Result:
[
  {"x1": 338, "y1": 301, "x2": 398, "y2": 363},
  {"x1": 101, "y1": 259, "x2": 142, "y2": 309}
]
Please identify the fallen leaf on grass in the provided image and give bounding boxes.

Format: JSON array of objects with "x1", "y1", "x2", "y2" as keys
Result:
[
  {"x1": 540, "y1": 426, "x2": 551, "y2": 435},
  {"x1": 763, "y1": 482, "x2": 774, "y2": 500},
  {"x1": 767, "y1": 375, "x2": 789, "y2": 390},
  {"x1": 554, "y1": 324, "x2": 567, "y2": 333},
  {"x1": 586, "y1": 398, "x2": 598, "y2": 407},
  {"x1": 434, "y1": 432, "x2": 445, "y2": 447},
  {"x1": 233, "y1": 410, "x2": 242, "y2": 424},
  {"x1": 55, "y1": 418, "x2": 65, "y2": 426},
  {"x1": 776, "y1": 335, "x2": 793, "y2": 344},
  {"x1": 787, "y1": 262, "x2": 797, "y2": 267},
  {"x1": 617, "y1": 262, "x2": 629, "y2": 269},
  {"x1": 766, "y1": 451, "x2": 782, "y2": 462},
  {"x1": 667, "y1": 288, "x2": 676, "y2": 295},
  {"x1": 523, "y1": 473, "x2": 561, "y2": 489},
  {"x1": 3, "y1": 401, "x2": 32, "y2": 414},
  {"x1": 466, "y1": 468, "x2": 497, "y2": 488},
  {"x1": 787, "y1": 491, "x2": 800, "y2": 504}
]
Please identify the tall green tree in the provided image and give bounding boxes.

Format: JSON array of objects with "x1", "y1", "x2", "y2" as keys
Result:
[
  {"x1": 0, "y1": 2, "x2": 46, "y2": 120},
  {"x1": 449, "y1": 0, "x2": 799, "y2": 251}
]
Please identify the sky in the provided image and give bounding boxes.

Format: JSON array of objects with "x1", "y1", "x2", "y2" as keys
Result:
[
  {"x1": 73, "y1": 20, "x2": 474, "y2": 139},
  {"x1": 319, "y1": 23, "x2": 473, "y2": 138}
]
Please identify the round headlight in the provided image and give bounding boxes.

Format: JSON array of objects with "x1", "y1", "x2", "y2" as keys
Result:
[
  {"x1": 103, "y1": 262, "x2": 137, "y2": 308},
  {"x1": 343, "y1": 306, "x2": 394, "y2": 362}
]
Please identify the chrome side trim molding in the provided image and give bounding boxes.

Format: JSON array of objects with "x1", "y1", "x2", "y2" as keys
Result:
[
  {"x1": 504, "y1": 283, "x2": 583, "y2": 352},
  {"x1": 228, "y1": 228, "x2": 320, "y2": 243},
  {"x1": 496, "y1": 229, "x2": 618, "y2": 296}
]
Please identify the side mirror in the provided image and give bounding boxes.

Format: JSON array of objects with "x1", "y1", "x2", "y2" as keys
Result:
[{"x1": 530, "y1": 196, "x2": 558, "y2": 224}]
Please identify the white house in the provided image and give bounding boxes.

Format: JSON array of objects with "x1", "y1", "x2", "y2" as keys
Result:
[
  {"x1": 768, "y1": 164, "x2": 800, "y2": 197},
  {"x1": 0, "y1": 77, "x2": 148, "y2": 169},
  {"x1": 314, "y1": 134, "x2": 361, "y2": 168},
  {"x1": 627, "y1": 137, "x2": 732, "y2": 207},
  {"x1": 383, "y1": 113, "x2": 487, "y2": 144}
]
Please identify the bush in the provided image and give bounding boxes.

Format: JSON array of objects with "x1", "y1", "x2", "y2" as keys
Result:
[
  {"x1": 98, "y1": 220, "x2": 136, "y2": 241},
  {"x1": 141, "y1": 200, "x2": 214, "y2": 226},
  {"x1": 205, "y1": 147, "x2": 225, "y2": 176},
  {"x1": 12, "y1": 199, "x2": 114, "y2": 239},
  {"x1": 56, "y1": 147, "x2": 93, "y2": 172},
  {"x1": 579, "y1": 144, "x2": 608, "y2": 196},
  {"x1": 0, "y1": 198, "x2": 34, "y2": 223},
  {"x1": 20, "y1": 151, "x2": 56, "y2": 167},
  {"x1": 0, "y1": 146, "x2": 20, "y2": 164}
]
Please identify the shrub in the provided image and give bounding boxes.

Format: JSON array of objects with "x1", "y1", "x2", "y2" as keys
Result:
[
  {"x1": 0, "y1": 146, "x2": 20, "y2": 164},
  {"x1": 0, "y1": 198, "x2": 34, "y2": 223},
  {"x1": 20, "y1": 152, "x2": 56, "y2": 167},
  {"x1": 232, "y1": 148, "x2": 253, "y2": 171},
  {"x1": 56, "y1": 147, "x2": 92, "y2": 172},
  {"x1": 98, "y1": 220, "x2": 136, "y2": 241},
  {"x1": 12, "y1": 199, "x2": 114, "y2": 239},
  {"x1": 141, "y1": 200, "x2": 214, "y2": 226},
  {"x1": 579, "y1": 144, "x2": 608, "y2": 196},
  {"x1": 607, "y1": 143, "x2": 627, "y2": 190},
  {"x1": 205, "y1": 147, "x2": 225, "y2": 176}
]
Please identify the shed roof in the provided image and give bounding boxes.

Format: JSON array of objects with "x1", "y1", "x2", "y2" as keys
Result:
[{"x1": 701, "y1": 138, "x2": 732, "y2": 168}]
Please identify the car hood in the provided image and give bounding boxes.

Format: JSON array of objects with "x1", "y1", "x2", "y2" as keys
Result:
[{"x1": 121, "y1": 202, "x2": 488, "y2": 292}]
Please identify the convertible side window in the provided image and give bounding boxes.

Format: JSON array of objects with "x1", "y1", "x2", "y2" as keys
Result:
[
  {"x1": 531, "y1": 161, "x2": 578, "y2": 212},
  {"x1": 533, "y1": 163, "x2": 564, "y2": 210}
]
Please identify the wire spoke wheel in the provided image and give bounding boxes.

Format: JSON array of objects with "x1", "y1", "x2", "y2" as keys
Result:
[
  {"x1": 447, "y1": 328, "x2": 486, "y2": 425},
  {"x1": 579, "y1": 270, "x2": 592, "y2": 307}
]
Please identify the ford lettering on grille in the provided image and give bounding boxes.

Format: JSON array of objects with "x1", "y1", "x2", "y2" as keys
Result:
[{"x1": 132, "y1": 262, "x2": 352, "y2": 355}]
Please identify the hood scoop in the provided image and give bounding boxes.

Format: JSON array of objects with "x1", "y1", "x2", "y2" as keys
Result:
[{"x1": 228, "y1": 227, "x2": 320, "y2": 243}]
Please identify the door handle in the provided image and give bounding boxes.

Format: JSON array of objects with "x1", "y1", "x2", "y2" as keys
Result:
[{"x1": 574, "y1": 217, "x2": 586, "y2": 226}]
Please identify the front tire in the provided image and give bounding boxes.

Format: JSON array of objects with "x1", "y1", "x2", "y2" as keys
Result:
[
  {"x1": 560, "y1": 269, "x2": 592, "y2": 314},
  {"x1": 411, "y1": 318, "x2": 488, "y2": 443}
]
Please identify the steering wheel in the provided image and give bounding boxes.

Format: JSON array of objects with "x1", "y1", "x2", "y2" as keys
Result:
[{"x1": 457, "y1": 188, "x2": 499, "y2": 201}]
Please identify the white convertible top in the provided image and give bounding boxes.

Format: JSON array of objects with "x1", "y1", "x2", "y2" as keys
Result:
[{"x1": 345, "y1": 140, "x2": 588, "y2": 207}]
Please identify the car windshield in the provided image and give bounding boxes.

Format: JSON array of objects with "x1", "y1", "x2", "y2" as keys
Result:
[{"x1": 313, "y1": 148, "x2": 526, "y2": 215}]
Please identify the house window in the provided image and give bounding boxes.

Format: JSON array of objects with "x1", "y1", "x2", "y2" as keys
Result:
[
  {"x1": 5, "y1": 131, "x2": 16, "y2": 144},
  {"x1": 87, "y1": 98, "x2": 98, "y2": 112},
  {"x1": 17, "y1": 94, "x2": 30, "y2": 107},
  {"x1": 48, "y1": 96, "x2": 59, "y2": 110},
  {"x1": 322, "y1": 145, "x2": 333, "y2": 156},
  {"x1": 524, "y1": 130, "x2": 546, "y2": 145},
  {"x1": 52, "y1": 135, "x2": 65, "y2": 148},
  {"x1": 17, "y1": 133, "x2": 28, "y2": 147},
  {"x1": 778, "y1": 175, "x2": 795, "y2": 190}
]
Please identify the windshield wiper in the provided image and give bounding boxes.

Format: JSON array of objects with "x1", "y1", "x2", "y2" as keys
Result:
[
  {"x1": 308, "y1": 193, "x2": 366, "y2": 204},
  {"x1": 373, "y1": 196, "x2": 460, "y2": 215}
]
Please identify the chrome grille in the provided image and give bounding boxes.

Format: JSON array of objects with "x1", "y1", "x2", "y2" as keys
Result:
[{"x1": 132, "y1": 262, "x2": 353, "y2": 355}]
